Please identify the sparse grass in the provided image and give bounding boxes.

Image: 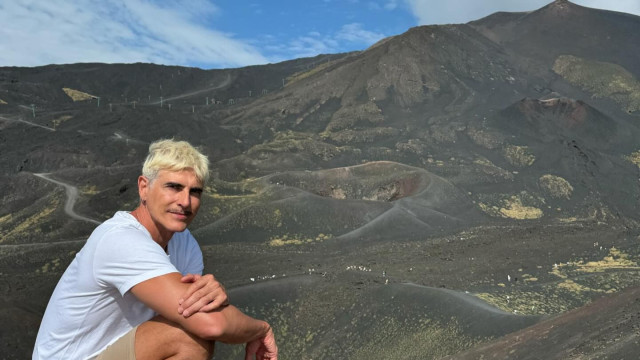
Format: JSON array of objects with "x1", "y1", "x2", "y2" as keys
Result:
[
  {"x1": 477, "y1": 192, "x2": 543, "y2": 220},
  {"x1": 62, "y1": 87, "x2": 96, "y2": 101},
  {"x1": 350, "y1": 318, "x2": 488, "y2": 360},
  {"x1": 268, "y1": 233, "x2": 333, "y2": 247},
  {"x1": 247, "y1": 130, "x2": 354, "y2": 161},
  {"x1": 52, "y1": 115, "x2": 73, "y2": 128},
  {"x1": 325, "y1": 102, "x2": 384, "y2": 132},
  {"x1": 286, "y1": 61, "x2": 333, "y2": 86},
  {"x1": 553, "y1": 55, "x2": 640, "y2": 112},
  {"x1": 467, "y1": 128, "x2": 503, "y2": 150},
  {"x1": 475, "y1": 248, "x2": 640, "y2": 315},
  {"x1": 539, "y1": 174, "x2": 573, "y2": 199},
  {"x1": 503, "y1": 144, "x2": 535, "y2": 167},
  {"x1": 0, "y1": 195, "x2": 60, "y2": 243},
  {"x1": 499, "y1": 197, "x2": 543, "y2": 219},
  {"x1": 624, "y1": 150, "x2": 640, "y2": 168},
  {"x1": 80, "y1": 185, "x2": 100, "y2": 195}
]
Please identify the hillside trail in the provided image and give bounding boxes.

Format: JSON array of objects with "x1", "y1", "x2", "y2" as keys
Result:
[
  {"x1": 33, "y1": 173, "x2": 101, "y2": 225},
  {"x1": 149, "y1": 73, "x2": 232, "y2": 104},
  {"x1": 0, "y1": 114, "x2": 55, "y2": 131}
]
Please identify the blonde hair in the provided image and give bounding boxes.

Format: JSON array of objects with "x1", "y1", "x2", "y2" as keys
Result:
[{"x1": 142, "y1": 139, "x2": 209, "y2": 184}]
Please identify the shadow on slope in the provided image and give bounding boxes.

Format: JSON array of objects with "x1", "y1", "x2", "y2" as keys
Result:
[{"x1": 213, "y1": 275, "x2": 541, "y2": 359}]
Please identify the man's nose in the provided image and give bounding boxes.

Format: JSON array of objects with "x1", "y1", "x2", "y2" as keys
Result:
[{"x1": 177, "y1": 189, "x2": 191, "y2": 208}]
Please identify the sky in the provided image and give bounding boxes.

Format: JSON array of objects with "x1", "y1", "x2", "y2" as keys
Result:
[{"x1": 1, "y1": 0, "x2": 639, "y2": 70}]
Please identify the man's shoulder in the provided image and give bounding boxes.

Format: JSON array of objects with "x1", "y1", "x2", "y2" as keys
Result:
[{"x1": 94, "y1": 211, "x2": 148, "y2": 235}]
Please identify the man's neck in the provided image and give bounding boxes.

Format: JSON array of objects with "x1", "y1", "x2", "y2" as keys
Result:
[{"x1": 130, "y1": 206, "x2": 173, "y2": 249}]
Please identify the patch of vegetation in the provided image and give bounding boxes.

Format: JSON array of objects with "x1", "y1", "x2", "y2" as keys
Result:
[
  {"x1": 502, "y1": 144, "x2": 535, "y2": 167},
  {"x1": 62, "y1": 87, "x2": 97, "y2": 101},
  {"x1": 472, "y1": 157, "x2": 514, "y2": 182},
  {"x1": 475, "y1": 248, "x2": 640, "y2": 315},
  {"x1": 395, "y1": 139, "x2": 428, "y2": 156},
  {"x1": 248, "y1": 130, "x2": 355, "y2": 161},
  {"x1": 466, "y1": 128, "x2": 503, "y2": 150},
  {"x1": 477, "y1": 192, "x2": 544, "y2": 220},
  {"x1": 286, "y1": 61, "x2": 333, "y2": 86},
  {"x1": 80, "y1": 185, "x2": 99, "y2": 195},
  {"x1": 52, "y1": 115, "x2": 73, "y2": 128},
  {"x1": 36, "y1": 258, "x2": 62, "y2": 274},
  {"x1": 0, "y1": 98, "x2": 7, "y2": 105},
  {"x1": 325, "y1": 127, "x2": 400, "y2": 144},
  {"x1": 350, "y1": 318, "x2": 487, "y2": 360},
  {"x1": 0, "y1": 194, "x2": 61, "y2": 243},
  {"x1": 553, "y1": 55, "x2": 640, "y2": 112},
  {"x1": 539, "y1": 174, "x2": 573, "y2": 199},
  {"x1": 624, "y1": 150, "x2": 640, "y2": 168},
  {"x1": 325, "y1": 102, "x2": 384, "y2": 132},
  {"x1": 200, "y1": 178, "x2": 265, "y2": 222},
  {"x1": 268, "y1": 233, "x2": 333, "y2": 247}
]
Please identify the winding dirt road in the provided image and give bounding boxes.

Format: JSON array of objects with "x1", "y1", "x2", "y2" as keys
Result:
[{"x1": 33, "y1": 173, "x2": 101, "y2": 225}]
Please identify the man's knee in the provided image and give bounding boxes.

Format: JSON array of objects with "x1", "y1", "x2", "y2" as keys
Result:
[{"x1": 136, "y1": 316, "x2": 214, "y2": 360}]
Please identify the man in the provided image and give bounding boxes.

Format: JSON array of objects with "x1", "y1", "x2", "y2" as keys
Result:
[{"x1": 33, "y1": 139, "x2": 277, "y2": 360}]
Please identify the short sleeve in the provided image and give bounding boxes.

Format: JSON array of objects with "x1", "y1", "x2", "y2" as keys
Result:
[
  {"x1": 93, "y1": 227, "x2": 179, "y2": 295},
  {"x1": 168, "y1": 229, "x2": 204, "y2": 276}
]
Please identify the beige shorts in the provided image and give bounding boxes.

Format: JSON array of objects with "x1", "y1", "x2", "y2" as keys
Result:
[{"x1": 96, "y1": 325, "x2": 138, "y2": 360}]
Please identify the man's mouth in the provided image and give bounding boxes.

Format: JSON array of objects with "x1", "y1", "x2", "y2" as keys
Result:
[{"x1": 169, "y1": 210, "x2": 192, "y2": 218}]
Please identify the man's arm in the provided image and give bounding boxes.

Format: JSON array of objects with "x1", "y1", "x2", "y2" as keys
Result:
[
  {"x1": 131, "y1": 272, "x2": 268, "y2": 343},
  {"x1": 179, "y1": 273, "x2": 229, "y2": 317}
]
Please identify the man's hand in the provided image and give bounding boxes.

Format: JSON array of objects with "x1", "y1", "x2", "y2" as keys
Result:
[
  {"x1": 245, "y1": 327, "x2": 278, "y2": 360},
  {"x1": 178, "y1": 273, "x2": 229, "y2": 317}
]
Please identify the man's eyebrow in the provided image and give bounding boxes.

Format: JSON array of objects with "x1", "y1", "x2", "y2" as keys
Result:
[{"x1": 165, "y1": 181, "x2": 184, "y2": 187}]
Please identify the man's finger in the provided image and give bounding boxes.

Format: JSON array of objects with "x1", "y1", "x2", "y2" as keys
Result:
[
  {"x1": 178, "y1": 280, "x2": 203, "y2": 305},
  {"x1": 182, "y1": 289, "x2": 228, "y2": 316},
  {"x1": 180, "y1": 273, "x2": 200, "y2": 283}
]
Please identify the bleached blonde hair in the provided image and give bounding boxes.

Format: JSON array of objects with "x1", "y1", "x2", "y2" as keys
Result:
[{"x1": 142, "y1": 139, "x2": 209, "y2": 184}]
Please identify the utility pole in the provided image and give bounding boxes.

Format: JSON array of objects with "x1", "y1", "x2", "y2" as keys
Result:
[
  {"x1": 249, "y1": 90, "x2": 252, "y2": 97},
  {"x1": 132, "y1": 101, "x2": 136, "y2": 109},
  {"x1": 109, "y1": 103, "x2": 112, "y2": 112},
  {"x1": 160, "y1": 96, "x2": 163, "y2": 107},
  {"x1": 97, "y1": 97, "x2": 100, "y2": 107},
  {"x1": 192, "y1": 105, "x2": 195, "y2": 113},
  {"x1": 168, "y1": 104, "x2": 171, "y2": 111},
  {"x1": 31, "y1": 104, "x2": 35, "y2": 118},
  {"x1": 206, "y1": 97, "x2": 209, "y2": 105}
]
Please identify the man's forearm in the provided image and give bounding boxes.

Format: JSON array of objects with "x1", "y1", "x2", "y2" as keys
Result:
[{"x1": 206, "y1": 304, "x2": 270, "y2": 344}]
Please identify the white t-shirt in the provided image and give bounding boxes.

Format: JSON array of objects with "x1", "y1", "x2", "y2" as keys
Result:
[{"x1": 33, "y1": 211, "x2": 204, "y2": 360}]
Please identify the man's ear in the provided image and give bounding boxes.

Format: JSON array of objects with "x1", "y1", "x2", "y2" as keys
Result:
[{"x1": 138, "y1": 175, "x2": 149, "y2": 202}]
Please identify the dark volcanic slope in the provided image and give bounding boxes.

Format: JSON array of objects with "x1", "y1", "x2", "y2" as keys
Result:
[
  {"x1": 445, "y1": 285, "x2": 640, "y2": 360},
  {"x1": 2, "y1": 1, "x2": 640, "y2": 359},
  {"x1": 470, "y1": 0, "x2": 640, "y2": 77},
  {"x1": 194, "y1": 161, "x2": 485, "y2": 244}
]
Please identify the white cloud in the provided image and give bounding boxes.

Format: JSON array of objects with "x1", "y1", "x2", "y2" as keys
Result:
[
  {"x1": 576, "y1": 0, "x2": 640, "y2": 15},
  {"x1": 0, "y1": 0, "x2": 269, "y2": 69},
  {"x1": 384, "y1": 1, "x2": 399, "y2": 10},
  {"x1": 336, "y1": 23, "x2": 386, "y2": 44},
  {"x1": 262, "y1": 22, "x2": 387, "y2": 61}
]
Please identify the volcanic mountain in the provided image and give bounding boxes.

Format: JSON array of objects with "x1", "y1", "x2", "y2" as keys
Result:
[{"x1": 1, "y1": 1, "x2": 640, "y2": 359}]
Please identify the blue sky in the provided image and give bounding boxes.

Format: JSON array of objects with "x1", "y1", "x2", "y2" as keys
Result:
[{"x1": 1, "y1": 0, "x2": 639, "y2": 69}]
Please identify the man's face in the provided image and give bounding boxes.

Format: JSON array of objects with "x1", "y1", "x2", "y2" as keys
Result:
[{"x1": 140, "y1": 169, "x2": 203, "y2": 234}]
